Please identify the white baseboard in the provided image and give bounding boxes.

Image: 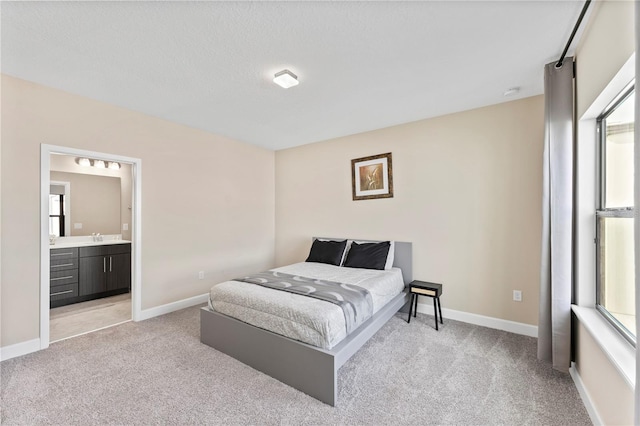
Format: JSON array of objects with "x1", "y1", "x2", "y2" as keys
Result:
[
  {"x1": 0, "y1": 338, "x2": 41, "y2": 362},
  {"x1": 2, "y1": 295, "x2": 533, "y2": 362},
  {"x1": 416, "y1": 301, "x2": 538, "y2": 337},
  {"x1": 570, "y1": 362, "x2": 602, "y2": 425},
  {"x1": 2, "y1": 294, "x2": 208, "y2": 362},
  {"x1": 137, "y1": 293, "x2": 209, "y2": 321}
]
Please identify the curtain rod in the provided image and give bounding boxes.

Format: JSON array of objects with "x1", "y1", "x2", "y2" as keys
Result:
[{"x1": 555, "y1": 0, "x2": 591, "y2": 68}]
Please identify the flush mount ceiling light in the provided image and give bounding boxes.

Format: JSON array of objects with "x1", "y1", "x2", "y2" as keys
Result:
[
  {"x1": 273, "y1": 69, "x2": 299, "y2": 89},
  {"x1": 78, "y1": 157, "x2": 91, "y2": 167},
  {"x1": 109, "y1": 161, "x2": 121, "y2": 170},
  {"x1": 94, "y1": 160, "x2": 106, "y2": 169},
  {"x1": 503, "y1": 87, "x2": 520, "y2": 97}
]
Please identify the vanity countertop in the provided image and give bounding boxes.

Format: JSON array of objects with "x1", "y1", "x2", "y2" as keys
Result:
[{"x1": 50, "y1": 238, "x2": 131, "y2": 249}]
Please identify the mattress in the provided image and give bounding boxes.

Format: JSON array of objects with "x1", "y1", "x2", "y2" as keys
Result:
[{"x1": 209, "y1": 262, "x2": 405, "y2": 349}]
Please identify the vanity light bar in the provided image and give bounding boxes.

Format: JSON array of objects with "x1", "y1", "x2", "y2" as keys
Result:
[{"x1": 77, "y1": 157, "x2": 121, "y2": 170}]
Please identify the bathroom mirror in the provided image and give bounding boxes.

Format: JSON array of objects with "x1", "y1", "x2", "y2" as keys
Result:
[{"x1": 50, "y1": 154, "x2": 132, "y2": 240}]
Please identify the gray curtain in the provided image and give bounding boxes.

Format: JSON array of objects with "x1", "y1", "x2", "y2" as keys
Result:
[{"x1": 538, "y1": 58, "x2": 574, "y2": 372}]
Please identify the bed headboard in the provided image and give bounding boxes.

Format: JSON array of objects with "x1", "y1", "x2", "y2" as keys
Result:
[
  {"x1": 393, "y1": 241, "x2": 413, "y2": 285},
  {"x1": 313, "y1": 237, "x2": 413, "y2": 285}
]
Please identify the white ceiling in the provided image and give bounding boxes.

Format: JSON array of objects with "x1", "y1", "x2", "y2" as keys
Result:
[{"x1": 1, "y1": 1, "x2": 585, "y2": 151}]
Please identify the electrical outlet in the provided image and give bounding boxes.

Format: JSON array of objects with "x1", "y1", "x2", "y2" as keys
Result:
[
  {"x1": 74, "y1": 223, "x2": 83, "y2": 229},
  {"x1": 513, "y1": 290, "x2": 522, "y2": 302},
  {"x1": 198, "y1": 271, "x2": 205, "y2": 280},
  {"x1": 122, "y1": 223, "x2": 129, "y2": 231}
]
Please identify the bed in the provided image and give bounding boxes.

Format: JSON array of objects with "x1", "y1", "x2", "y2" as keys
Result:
[{"x1": 200, "y1": 239, "x2": 412, "y2": 406}]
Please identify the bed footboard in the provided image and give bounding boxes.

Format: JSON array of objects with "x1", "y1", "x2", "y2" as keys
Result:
[
  {"x1": 200, "y1": 290, "x2": 409, "y2": 406},
  {"x1": 200, "y1": 241, "x2": 412, "y2": 406},
  {"x1": 200, "y1": 307, "x2": 338, "y2": 405}
]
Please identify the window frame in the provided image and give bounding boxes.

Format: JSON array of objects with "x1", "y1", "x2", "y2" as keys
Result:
[
  {"x1": 49, "y1": 193, "x2": 66, "y2": 237},
  {"x1": 595, "y1": 82, "x2": 635, "y2": 346}
]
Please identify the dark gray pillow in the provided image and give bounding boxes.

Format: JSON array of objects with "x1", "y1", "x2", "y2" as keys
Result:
[
  {"x1": 305, "y1": 239, "x2": 347, "y2": 266},
  {"x1": 343, "y1": 241, "x2": 390, "y2": 270}
]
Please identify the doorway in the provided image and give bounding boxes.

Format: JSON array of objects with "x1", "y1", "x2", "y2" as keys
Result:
[{"x1": 40, "y1": 145, "x2": 142, "y2": 348}]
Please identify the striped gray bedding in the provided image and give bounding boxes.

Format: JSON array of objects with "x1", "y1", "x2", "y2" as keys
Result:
[{"x1": 209, "y1": 262, "x2": 404, "y2": 349}]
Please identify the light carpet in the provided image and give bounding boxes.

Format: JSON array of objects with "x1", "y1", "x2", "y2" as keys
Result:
[{"x1": 1, "y1": 305, "x2": 591, "y2": 425}]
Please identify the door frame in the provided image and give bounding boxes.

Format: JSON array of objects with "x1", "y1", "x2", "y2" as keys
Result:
[{"x1": 40, "y1": 144, "x2": 142, "y2": 348}]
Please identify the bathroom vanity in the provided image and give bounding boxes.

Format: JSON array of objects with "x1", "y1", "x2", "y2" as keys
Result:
[{"x1": 50, "y1": 240, "x2": 131, "y2": 308}]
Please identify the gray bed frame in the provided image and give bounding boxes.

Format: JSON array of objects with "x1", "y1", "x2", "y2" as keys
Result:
[{"x1": 200, "y1": 240, "x2": 412, "y2": 406}]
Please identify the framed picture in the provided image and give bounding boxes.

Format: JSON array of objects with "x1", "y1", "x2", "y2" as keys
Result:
[{"x1": 351, "y1": 152, "x2": 393, "y2": 201}]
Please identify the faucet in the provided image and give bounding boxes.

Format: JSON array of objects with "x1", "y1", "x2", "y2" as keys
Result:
[
  {"x1": 92, "y1": 233, "x2": 103, "y2": 242},
  {"x1": 96, "y1": 233, "x2": 103, "y2": 242}
]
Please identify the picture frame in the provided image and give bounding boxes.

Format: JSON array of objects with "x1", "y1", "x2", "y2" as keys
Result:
[{"x1": 351, "y1": 152, "x2": 393, "y2": 201}]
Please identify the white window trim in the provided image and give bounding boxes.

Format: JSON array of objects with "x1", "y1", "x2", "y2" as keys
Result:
[
  {"x1": 572, "y1": 305, "x2": 635, "y2": 389},
  {"x1": 594, "y1": 85, "x2": 635, "y2": 345},
  {"x1": 574, "y1": 53, "x2": 636, "y2": 389}
]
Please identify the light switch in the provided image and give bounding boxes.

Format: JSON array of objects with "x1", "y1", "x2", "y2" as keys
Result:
[
  {"x1": 74, "y1": 223, "x2": 82, "y2": 229},
  {"x1": 513, "y1": 290, "x2": 522, "y2": 302},
  {"x1": 122, "y1": 223, "x2": 129, "y2": 231}
]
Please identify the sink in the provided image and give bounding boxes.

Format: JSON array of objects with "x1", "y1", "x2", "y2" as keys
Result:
[{"x1": 50, "y1": 239, "x2": 131, "y2": 249}]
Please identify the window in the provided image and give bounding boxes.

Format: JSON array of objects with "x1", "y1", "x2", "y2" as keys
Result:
[
  {"x1": 596, "y1": 84, "x2": 635, "y2": 344},
  {"x1": 49, "y1": 193, "x2": 65, "y2": 237}
]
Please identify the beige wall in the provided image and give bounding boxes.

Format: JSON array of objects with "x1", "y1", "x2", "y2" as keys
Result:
[
  {"x1": 1, "y1": 75, "x2": 275, "y2": 347},
  {"x1": 50, "y1": 171, "x2": 121, "y2": 236},
  {"x1": 575, "y1": 323, "x2": 634, "y2": 424},
  {"x1": 576, "y1": 0, "x2": 635, "y2": 118},
  {"x1": 50, "y1": 154, "x2": 133, "y2": 240},
  {"x1": 275, "y1": 96, "x2": 544, "y2": 325},
  {"x1": 573, "y1": 0, "x2": 636, "y2": 421}
]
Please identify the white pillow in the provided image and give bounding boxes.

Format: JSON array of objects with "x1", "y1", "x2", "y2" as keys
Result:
[
  {"x1": 384, "y1": 241, "x2": 395, "y2": 270},
  {"x1": 342, "y1": 239, "x2": 395, "y2": 270}
]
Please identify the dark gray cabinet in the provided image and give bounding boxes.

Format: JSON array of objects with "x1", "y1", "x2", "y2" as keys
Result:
[
  {"x1": 79, "y1": 243, "x2": 131, "y2": 296},
  {"x1": 50, "y1": 243, "x2": 131, "y2": 308},
  {"x1": 79, "y1": 255, "x2": 108, "y2": 296},
  {"x1": 107, "y1": 253, "x2": 131, "y2": 291},
  {"x1": 50, "y1": 248, "x2": 79, "y2": 307}
]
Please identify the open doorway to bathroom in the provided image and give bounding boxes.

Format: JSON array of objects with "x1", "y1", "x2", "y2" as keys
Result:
[
  {"x1": 48, "y1": 153, "x2": 133, "y2": 342},
  {"x1": 40, "y1": 145, "x2": 142, "y2": 348}
]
